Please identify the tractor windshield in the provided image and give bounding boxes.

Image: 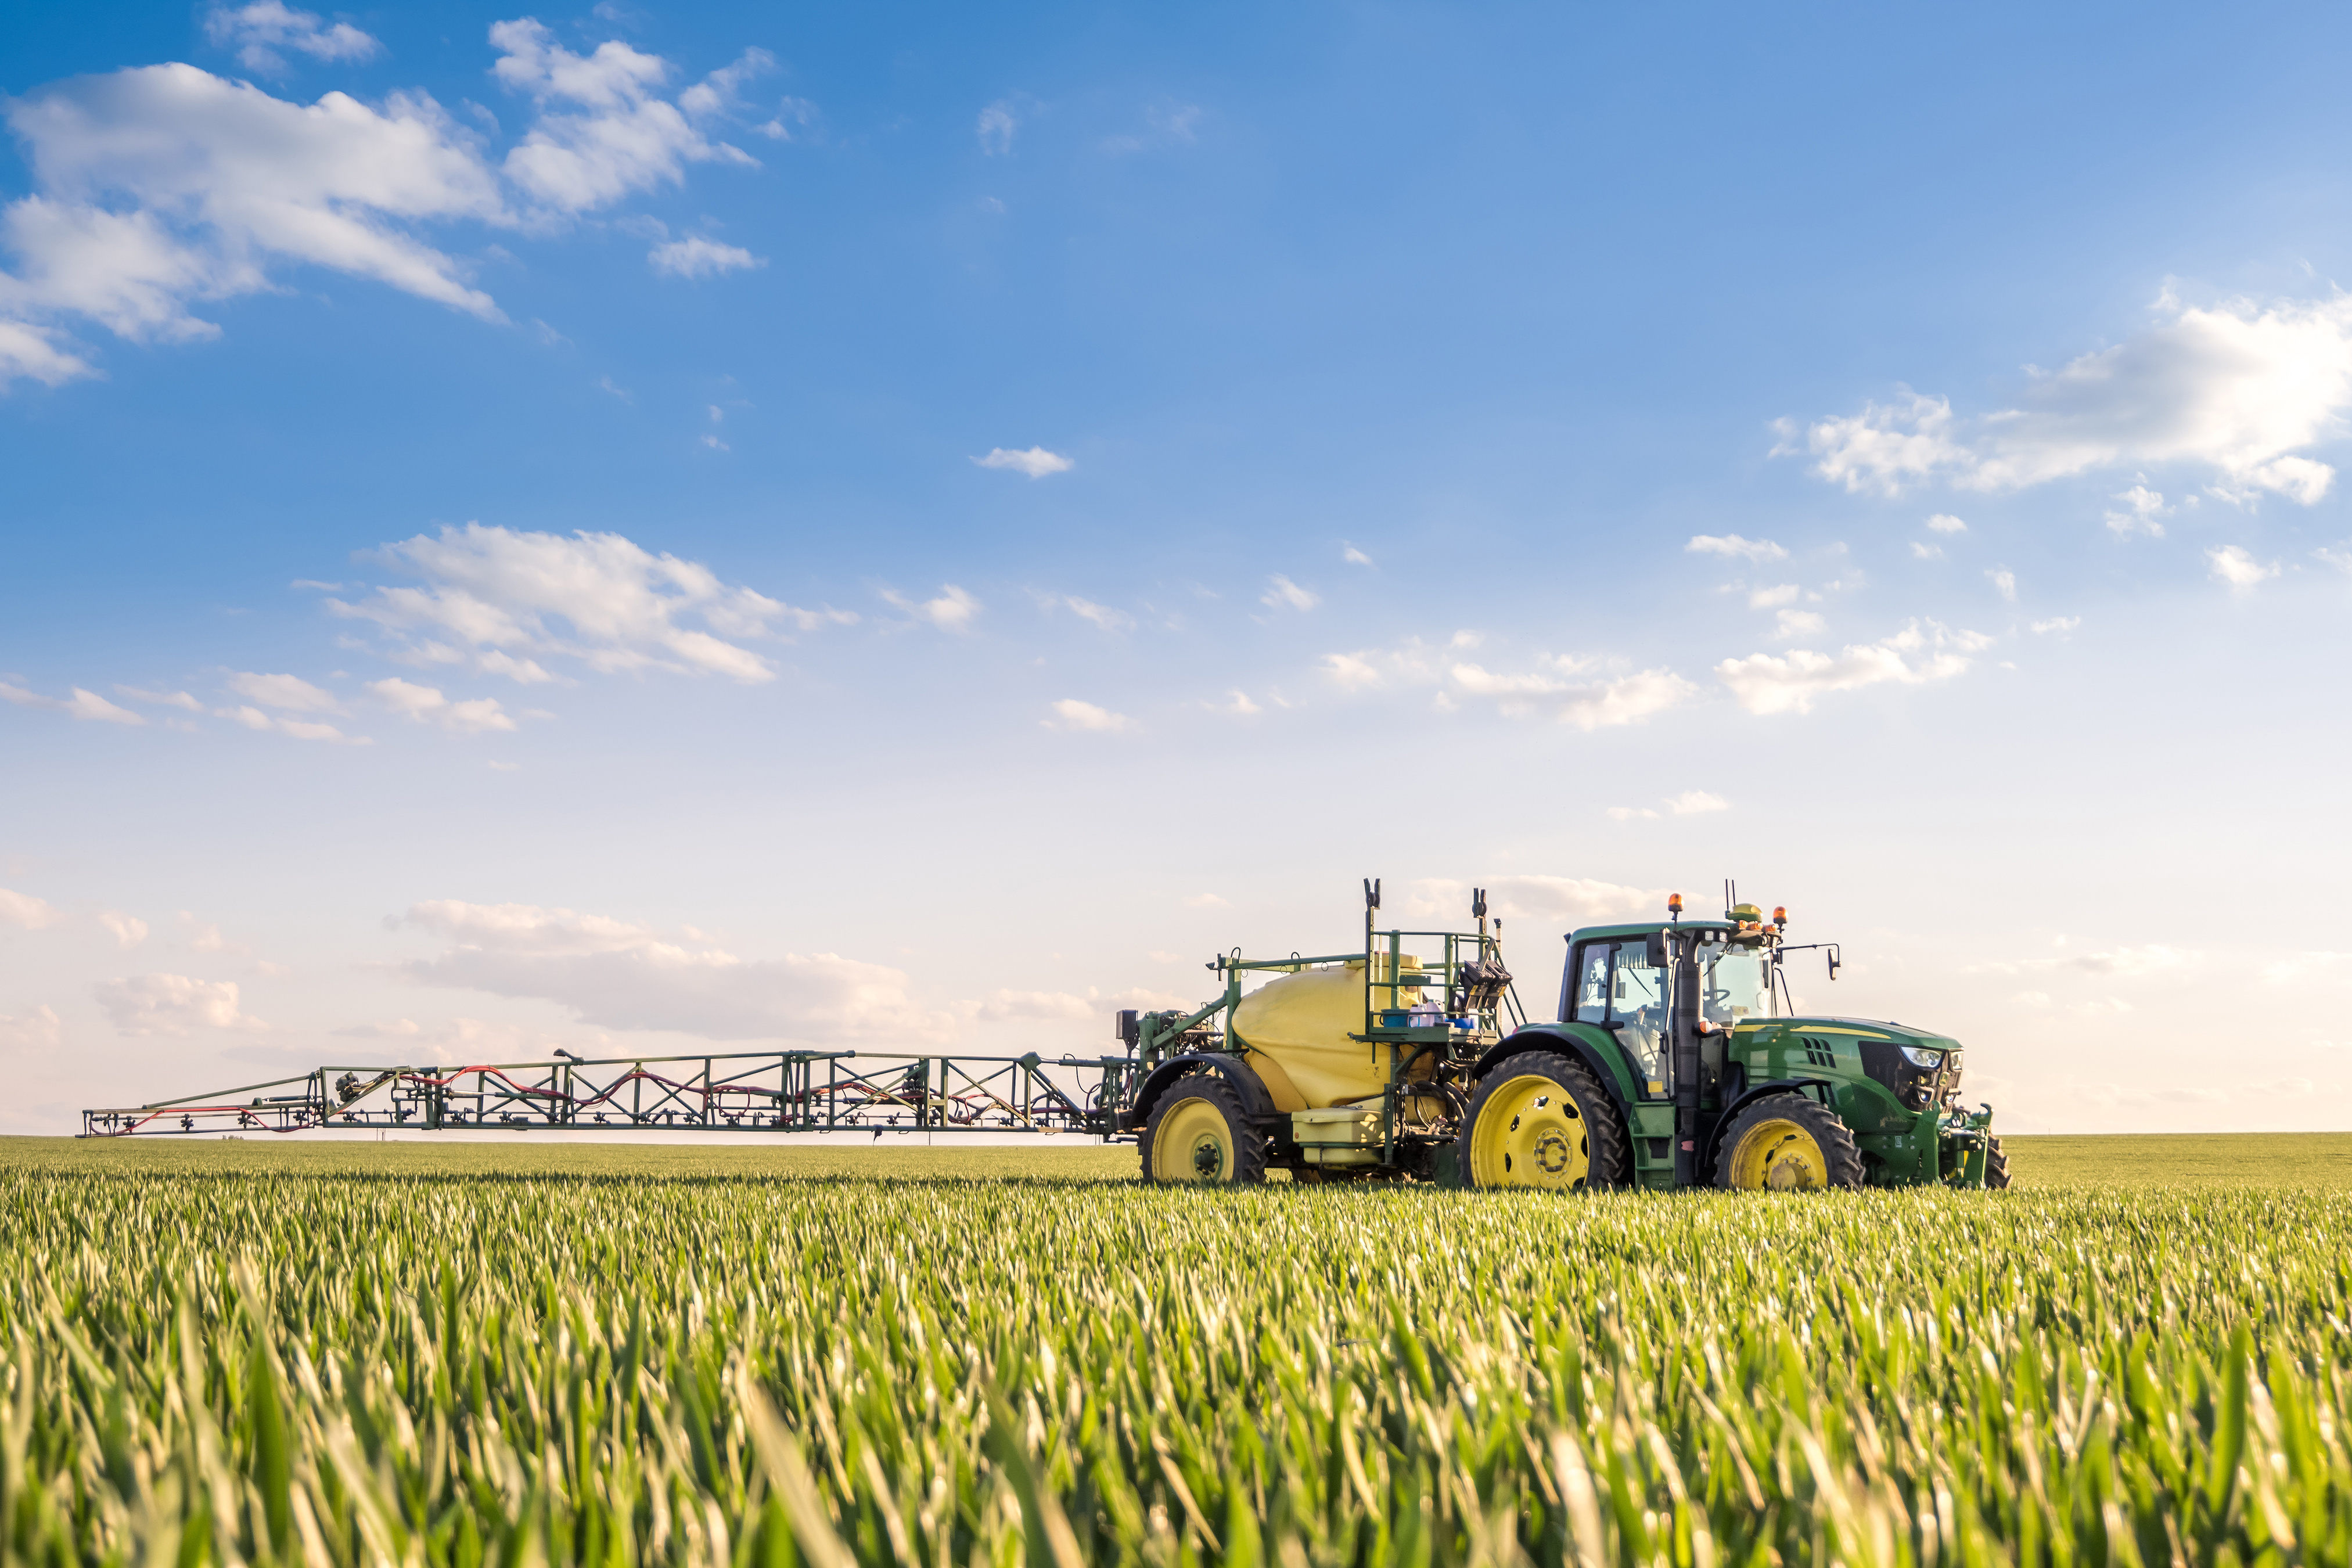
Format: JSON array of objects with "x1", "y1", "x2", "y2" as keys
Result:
[{"x1": 1703, "y1": 948, "x2": 1772, "y2": 1023}]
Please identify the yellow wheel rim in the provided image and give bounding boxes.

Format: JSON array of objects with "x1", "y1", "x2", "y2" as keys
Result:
[
  {"x1": 1468, "y1": 1073, "x2": 1591, "y2": 1189},
  {"x1": 1725, "y1": 1117, "x2": 1828, "y2": 1191},
  {"x1": 1151, "y1": 1096, "x2": 1235, "y2": 1183}
]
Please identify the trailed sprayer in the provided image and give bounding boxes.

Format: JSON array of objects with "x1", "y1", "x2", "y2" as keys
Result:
[{"x1": 1120, "y1": 880, "x2": 2005, "y2": 1190}]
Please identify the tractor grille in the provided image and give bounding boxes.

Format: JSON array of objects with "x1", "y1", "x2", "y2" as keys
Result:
[{"x1": 1799, "y1": 1037, "x2": 1837, "y2": 1069}]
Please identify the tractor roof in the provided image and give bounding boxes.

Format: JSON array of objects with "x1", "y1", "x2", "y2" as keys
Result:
[{"x1": 1566, "y1": 919, "x2": 1734, "y2": 943}]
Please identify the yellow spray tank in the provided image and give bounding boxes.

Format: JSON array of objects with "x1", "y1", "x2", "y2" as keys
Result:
[{"x1": 1228, "y1": 952, "x2": 1451, "y2": 1164}]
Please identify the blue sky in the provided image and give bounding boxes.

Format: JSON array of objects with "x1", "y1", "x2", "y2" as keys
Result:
[{"x1": 4, "y1": 0, "x2": 2349, "y2": 1134}]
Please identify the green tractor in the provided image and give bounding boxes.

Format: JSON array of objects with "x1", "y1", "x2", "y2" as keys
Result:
[{"x1": 1123, "y1": 882, "x2": 2005, "y2": 1191}]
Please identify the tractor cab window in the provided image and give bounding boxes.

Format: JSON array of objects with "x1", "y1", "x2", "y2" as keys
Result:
[
  {"x1": 1607, "y1": 943, "x2": 1667, "y2": 1084},
  {"x1": 1574, "y1": 944, "x2": 1611, "y2": 1024},
  {"x1": 1703, "y1": 948, "x2": 1772, "y2": 1024}
]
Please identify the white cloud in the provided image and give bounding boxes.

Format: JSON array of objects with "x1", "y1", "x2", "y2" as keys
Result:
[
  {"x1": 1055, "y1": 595, "x2": 1131, "y2": 631},
  {"x1": 1399, "y1": 876, "x2": 1656, "y2": 929},
  {"x1": 1342, "y1": 545, "x2": 1374, "y2": 566},
  {"x1": 1261, "y1": 575, "x2": 1319, "y2": 612},
  {"x1": 1909, "y1": 542, "x2": 1944, "y2": 560},
  {"x1": 1988, "y1": 567, "x2": 2017, "y2": 603},
  {"x1": 211, "y1": 703, "x2": 366, "y2": 742},
  {"x1": 0, "y1": 682, "x2": 145, "y2": 724},
  {"x1": 2030, "y1": 616, "x2": 2081, "y2": 634},
  {"x1": 971, "y1": 989, "x2": 1096, "y2": 1024},
  {"x1": 227, "y1": 670, "x2": 341, "y2": 712},
  {"x1": 1747, "y1": 584, "x2": 1800, "y2": 609},
  {"x1": 882, "y1": 584, "x2": 980, "y2": 632},
  {"x1": 2104, "y1": 484, "x2": 2170, "y2": 538},
  {"x1": 1788, "y1": 291, "x2": 2352, "y2": 504},
  {"x1": 649, "y1": 236, "x2": 762, "y2": 278},
  {"x1": 367, "y1": 676, "x2": 517, "y2": 733},
  {"x1": 0, "y1": 24, "x2": 767, "y2": 383},
  {"x1": 1926, "y1": 513, "x2": 1968, "y2": 534},
  {"x1": 1450, "y1": 658, "x2": 1696, "y2": 730},
  {"x1": 92, "y1": 973, "x2": 264, "y2": 1034},
  {"x1": 98, "y1": 911, "x2": 148, "y2": 950},
  {"x1": 1324, "y1": 632, "x2": 1691, "y2": 730},
  {"x1": 0, "y1": 890, "x2": 64, "y2": 929},
  {"x1": 1687, "y1": 534, "x2": 1788, "y2": 563},
  {"x1": 490, "y1": 20, "x2": 757, "y2": 214},
  {"x1": 675, "y1": 46, "x2": 775, "y2": 119},
  {"x1": 395, "y1": 899, "x2": 954, "y2": 1042},
  {"x1": 1180, "y1": 893, "x2": 1228, "y2": 908},
  {"x1": 2207, "y1": 545, "x2": 2278, "y2": 589},
  {"x1": 753, "y1": 97, "x2": 821, "y2": 142},
  {"x1": 0, "y1": 321, "x2": 92, "y2": 385},
  {"x1": 0, "y1": 1004, "x2": 62, "y2": 1052},
  {"x1": 1666, "y1": 790, "x2": 1727, "y2": 815},
  {"x1": 115, "y1": 685, "x2": 202, "y2": 711},
  {"x1": 972, "y1": 446, "x2": 1073, "y2": 478},
  {"x1": 1215, "y1": 689, "x2": 1261, "y2": 715},
  {"x1": 977, "y1": 100, "x2": 1018, "y2": 155},
  {"x1": 0, "y1": 64, "x2": 507, "y2": 372},
  {"x1": 335, "y1": 523, "x2": 846, "y2": 683},
  {"x1": 1716, "y1": 620, "x2": 1991, "y2": 715},
  {"x1": 1774, "y1": 608, "x2": 1826, "y2": 641},
  {"x1": 203, "y1": 2, "x2": 382, "y2": 73},
  {"x1": 1045, "y1": 697, "x2": 1131, "y2": 732}
]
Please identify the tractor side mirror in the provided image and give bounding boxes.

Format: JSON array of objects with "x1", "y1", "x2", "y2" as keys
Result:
[{"x1": 1643, "y1": 930, "x2": 1670, "y2": 969}]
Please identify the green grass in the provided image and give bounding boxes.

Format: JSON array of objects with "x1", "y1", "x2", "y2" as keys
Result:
[{"x1": 2, "y1": 1132, "x2": 2348, "y2": 1568}]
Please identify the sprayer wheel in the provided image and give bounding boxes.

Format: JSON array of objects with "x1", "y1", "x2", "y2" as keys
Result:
[
  {"x1": 1458, "y1": 1052, "x2": 1627, "y2": 1191},
  {"x1": 1140, "y1": 1076, "x2": 1267, "y2": 1186}
]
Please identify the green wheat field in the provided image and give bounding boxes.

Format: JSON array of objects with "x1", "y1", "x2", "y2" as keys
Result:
[{"x1": 3, "y1": 1132, "x2": 2349, "y2": 1568}]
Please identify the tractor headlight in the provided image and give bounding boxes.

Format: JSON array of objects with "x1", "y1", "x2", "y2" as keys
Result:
[{"x1": 1899, "y1": 1046, "x2": 1944, "y2": 1070}]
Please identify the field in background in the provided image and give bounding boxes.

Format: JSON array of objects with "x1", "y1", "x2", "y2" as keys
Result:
[
  {"x1": 9, "y1": 1129, "x2": 2352, "y2": 1185},
  {"x1": 3, "y1": 1132, "x2": 2348, "y2": 1567}
]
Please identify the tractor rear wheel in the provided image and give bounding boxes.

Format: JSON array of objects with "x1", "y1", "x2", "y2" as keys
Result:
[
  {"x1": 1984, "y1": 1134, "x2": 2012, "y2": 1189},
  {"x1": 1714, "y1": 1097, "x2": 1864, "y2": 1191},
  {"x1": 1141, "y1": 1076, "x2": 1267, "y2": 1185},
  {"x1": 1458, "y1": 1052, "x2": 1627, "y2": 1191}
]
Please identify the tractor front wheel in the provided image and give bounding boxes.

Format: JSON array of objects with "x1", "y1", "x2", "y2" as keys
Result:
[
  {"x1": 1984, "y1": 1134, "x2": 2012, "y2": 1189},
  {"x1": 1140, "y1": 1077, "x2": 1267, "y2": 1185},
  {"x1": 1714, "y1": 1097, "x2": 1864, "y2": 1191},
  {"x1": 1459, "y1": 1052, "x2": 1627, "y2": 1191}
]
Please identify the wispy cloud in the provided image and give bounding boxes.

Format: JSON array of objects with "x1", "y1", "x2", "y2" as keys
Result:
[
  {"x1": 1688, "y1": 534, "x2": 1787, "y2": 563},
  {"x1": 203, "y1": 2, "x2": 381, "y2": 73},
  {"x1": 1261, "y1": 575, "x2": 1319, "y2": 612},
  {"x1": 649, "y1": 236, "x2": 763, "y2": 278},
  {"x1": 1716, "y1": 620, "x2": 1991, "y2": 715},
  {"x1": 1044, "y1": 698, "x2": 1131, "y2": 732},
  {"x1": 972, "y1": 446, "x2": 1073, "y2": 477},
  {"x1": 882, "y1": 584, "x2": 980, "y2": 632}
]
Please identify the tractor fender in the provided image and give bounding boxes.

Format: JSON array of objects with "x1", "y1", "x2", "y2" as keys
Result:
[
  {"x1": 1470, "y1": 1026, "x2": 1635, "y2": 1112},
  {"x1": 1122, "y1": 1053, "x2": 1281, "y2": 1133},
  {"x1": 1701, "y1": 1078, "x2": 1833, "y2": 1173}
]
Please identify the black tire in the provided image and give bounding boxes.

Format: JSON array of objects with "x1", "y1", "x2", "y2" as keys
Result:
[
  {"x1": 1456, "y1": 1051, "x2": 1628, "y2": 1191},
  {"x1": 1984, "y1": 1134, "x2": 2011, "y2": 1189},
  {"x1": 1713, "y1": 1096, "x2": 1864, "y2": 1191},
  {"x1": 1139, "y1": 1076, "x2": 1267, "y2": 1185}
]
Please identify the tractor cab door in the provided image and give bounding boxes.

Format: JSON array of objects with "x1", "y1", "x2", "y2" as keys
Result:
[{"x1": 1571, "y1": 939, "x2": 1670, "y2": 1098}]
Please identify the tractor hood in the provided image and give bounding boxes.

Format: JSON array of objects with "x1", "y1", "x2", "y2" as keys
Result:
[{"x1": 1740, "y1": 1015, "x2": 1960, "y2": 1051}]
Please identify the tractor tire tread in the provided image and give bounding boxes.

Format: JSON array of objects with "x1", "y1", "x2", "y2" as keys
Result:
[
  {"x1": 1458, "y1": 1050, "x2": 1630, "y2": 1189},
  {"x1": 1984, "y1": 1133, "x2": 2011, "y2": 1190},
  {"x1": 1140, "y1": 1074, "x2": 1268, "y2": 1186}
]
